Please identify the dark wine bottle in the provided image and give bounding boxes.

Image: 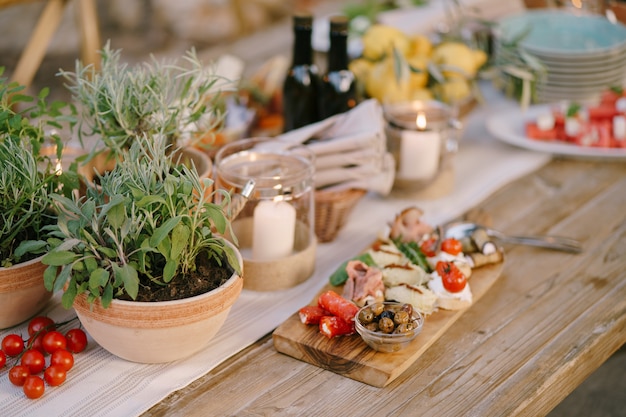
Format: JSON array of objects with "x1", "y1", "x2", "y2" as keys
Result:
[
  {"x1": 282, "y1": 14, "x2": 320, "y2": 132},
  {"x1": 318, "y1": 15, "x2": 357, "y2": 120}
]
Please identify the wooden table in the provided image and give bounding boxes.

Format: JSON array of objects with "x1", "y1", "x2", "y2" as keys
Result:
[{"x1": 142, "y1": 156, "x2": 626, "y2": 416}]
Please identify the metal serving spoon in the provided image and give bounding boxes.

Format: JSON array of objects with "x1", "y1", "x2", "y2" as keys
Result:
[{"x1": 441, "y1": 221, "x2": 584, "y2": 254}]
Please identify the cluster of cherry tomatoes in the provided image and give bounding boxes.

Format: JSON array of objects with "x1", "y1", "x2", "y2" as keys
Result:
[{"x1": 0, "y1": 316, "x2": 87, "y2": 399}]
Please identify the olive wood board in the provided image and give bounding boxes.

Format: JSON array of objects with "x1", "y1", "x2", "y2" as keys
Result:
[{"x1": 272, "y1": 261, "x2": 504, "y2": 388}]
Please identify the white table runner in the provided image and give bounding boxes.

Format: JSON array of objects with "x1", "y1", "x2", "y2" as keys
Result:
[{"x1": 0, "y1": 82, "x2": 549, "y2": 417}]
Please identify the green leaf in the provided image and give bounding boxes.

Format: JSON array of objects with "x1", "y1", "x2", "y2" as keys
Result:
[
  {"x1": 329, "y1": 253, "x2": 376, "y2": 286},
  {"x1": 84, "y1": 256, "x2": 98, "y2": 273},
  {"x1": 203, "y1": 205, "x2": 226, "y2": 234},
  {"x1": 136, "y1": 195, "x2": 165, "y2": 208},
  {"x1": 42, "y1": 250, "x2": 79, "y2": 266},
  {"x1": 97, "y1": 246, "x2": 118, "y2": 258},
  {"x1": 163, "y1": 259, "x2": 178, "y2": 283},
  {"x1": 61, "y1": 280, "x2": 77, "y2": 309},
  {"x1": 116, "y1": 263, "x2": 139, "y2": 300},
  {"x1": 150, "y1": 216, "x2": 182, "y2": 247},
  {"x1": 106, "y1": 200, "x2": 127, "y2": 229},
  {"x1": 89, "y1": 268, "x2": 110, "y2": 290},
  {"x1": 171, "y1": 223, "x2": 190, "y2": 259},
  {"x1": 53, "y1": 265, "x2": 73, "y2": 293},
  {"x1": 43, "y1": 265, "x2": 58, "y2": 291},
  {"x1": 102, "y1": 284, "x2": 113, "y2": 308},
  {"x1": 392, "y1": 239, "x2": 432, "y2": 273},
  {"x1": 14, "y1": 240, "x2": 47, "y2": 258}
]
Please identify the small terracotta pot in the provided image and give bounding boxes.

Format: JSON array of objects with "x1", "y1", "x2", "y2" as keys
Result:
[
  {"x1": 72, "y1": 240, "x2": 243, "y2": 363},
  {"x1": 0, "y1": 256, "x2": 52, "y2": 329}
]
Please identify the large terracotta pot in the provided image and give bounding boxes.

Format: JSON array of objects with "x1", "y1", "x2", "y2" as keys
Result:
[
  {"x1": 72, "y1": 240, "x2": 243, "y2": 363},
  {"x1": 0, "y1": 256, "x2": 52, "y2": 329}
]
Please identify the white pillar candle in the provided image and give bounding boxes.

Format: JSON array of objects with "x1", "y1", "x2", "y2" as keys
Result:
[
  {"x1": 252, "y1": 199, "x2": 296, "y2": 260},
  {"x1": 398, "y1": 129, "x2": 441, "y2": 180}
]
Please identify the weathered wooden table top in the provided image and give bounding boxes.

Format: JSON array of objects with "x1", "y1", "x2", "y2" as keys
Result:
[{"x1": 142, "y1": 157, "x2": 626, "y2": 416}]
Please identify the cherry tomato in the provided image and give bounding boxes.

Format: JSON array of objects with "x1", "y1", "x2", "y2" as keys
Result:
[
  {"x1": 2, "y1": 334, "x2": 25, "y2": 357},
  {"x1": 65, "y1": 328, "x2": 88, "y2": 353},
  {"x1": 441, "y1": 238, "x2": 463, "y2": 255},
  {"x1": 420, "y1": 236, "x2": 438, "y2": 257},
  {"x1": 42, "y1": 331, "x2": 67, "y2": 354},
  {"x1": 28, "y1": 333, "x2": 46, "y2": 354},
  {"x1": 0, "y1": 350, "x2": 6, "y2": 368},
  {"x1": 23, "y1": 375, "x2": 45, "y2": 399},
  {"x1": 21, "y1": 349, "x2": 46, "y2": 374},
  {"x1": 8, "y1": 365, "x2": 30, "y2": 386},
  {"x1": 27, "y1": 316, "x2": 55, "y2": 337},
  {"x1": 436, "y1": 261, "x2": 467, "y2": 293},
  {"x1": 50, "y1": 349, "x2": 74, "y2": 372},
  {"x1": 44, "y1": 365, "x2": 67, "y2": 387}
]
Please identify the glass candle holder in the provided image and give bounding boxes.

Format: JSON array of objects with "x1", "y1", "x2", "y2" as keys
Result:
[
  {"x1": 214, "y1": 137, "x2": 316, "y2": 291},
  {"x1": 383, "y1": 100, "x2": 462, "y2": 195}
]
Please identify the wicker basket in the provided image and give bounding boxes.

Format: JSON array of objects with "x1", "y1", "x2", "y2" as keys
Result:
[{"x1": 314, "y1": 188, "x2": 367, "y2": 243}]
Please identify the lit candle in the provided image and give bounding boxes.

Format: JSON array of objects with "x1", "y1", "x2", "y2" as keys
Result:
[
  {"x1": 252, "y1": 199, "x2": 296, "y2": 260},
  {"x1": 398, "y1": 112, "x2": 441, "y2": 180}
]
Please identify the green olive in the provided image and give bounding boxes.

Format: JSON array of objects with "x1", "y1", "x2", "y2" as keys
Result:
[
  {"x1": 393, "y1": 310, "x2": 410, "y2": 326},
  {"x1": 378, "y1": 317, "x2": 395, "y2": 333},
  {"x1": 370, "y1": 302, "x2": 385, "y2": 316},
  {"x1": 358, "y1": 308, "x2": 375, "y2": 324}
]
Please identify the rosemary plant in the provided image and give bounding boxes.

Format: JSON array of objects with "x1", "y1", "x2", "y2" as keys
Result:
[
  {"x1": 42, "y1": 135, "x2": 240, "y2": 309},
  {"x1": 0, "y1": 70, "x2": 78, "y2": 267},
  {"x1": 58, "y1": 42, "x2": 229, "y2": 160}
]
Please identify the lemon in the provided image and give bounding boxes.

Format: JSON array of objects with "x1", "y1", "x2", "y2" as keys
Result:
[
  {"x1": 409, "y1": 34, "x2": 433, "y2": 58},
  {"x1": 431, "y1": 42, "x2": 484, "y2": 79},
  {"x1": 361, "y1": 24, "x2": 411, "y2": 61}
]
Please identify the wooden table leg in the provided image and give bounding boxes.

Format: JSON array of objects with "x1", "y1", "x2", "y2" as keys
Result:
[{"x1": 10, "y1": 0, "x2": 68, "y2": 88}]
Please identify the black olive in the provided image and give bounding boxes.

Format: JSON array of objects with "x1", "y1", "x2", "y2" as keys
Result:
[{"x1": 379, "y1": 310, "x2": 394, "y2": 321}]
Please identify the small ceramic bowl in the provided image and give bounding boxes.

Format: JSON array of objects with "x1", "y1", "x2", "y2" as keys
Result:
[{"x1": 355, "y1": 301, "x2": 424, "y2": 353}]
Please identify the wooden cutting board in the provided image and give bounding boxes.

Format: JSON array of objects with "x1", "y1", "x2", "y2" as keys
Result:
[{"x1": 272, "y1": 261, "x2": 504, "y2": 387}]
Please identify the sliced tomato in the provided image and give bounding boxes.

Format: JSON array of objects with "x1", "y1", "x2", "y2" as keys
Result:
[{"x1": 526, "y1": 123, "x2": 558, "y2": 141}]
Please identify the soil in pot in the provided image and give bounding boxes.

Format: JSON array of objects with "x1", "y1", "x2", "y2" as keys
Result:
[{"x1": 122, "y1": 254, "x2": 235, "y2": 302}]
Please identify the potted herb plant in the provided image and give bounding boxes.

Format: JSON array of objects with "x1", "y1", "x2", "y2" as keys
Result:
[
  {"x1": 58, "y1": 42, "x2": 230, "y2": 184},
  {"x1": 41, "y1": 133, "x2": 243, "y2": 363},
  {"x1": 0, "y1": 70, "x2": 79, "y2": 329}
]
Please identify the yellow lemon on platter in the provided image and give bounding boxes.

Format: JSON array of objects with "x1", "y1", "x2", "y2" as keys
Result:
[{"x1": 361, "y1": 24, "x2": 411, "y2": 61}]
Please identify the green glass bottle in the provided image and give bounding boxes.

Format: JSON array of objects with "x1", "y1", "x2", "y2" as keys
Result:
[
  {"x1": 318, "y1": 15, "x2": 357, "y2": 120},
  {"x1": 282, "y1": 14, "x2": 320, "y2": 132}
]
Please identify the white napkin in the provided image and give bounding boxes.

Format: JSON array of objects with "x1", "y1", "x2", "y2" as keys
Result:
[{"x1": 254, "y1": 99, "x2": 395, "y2": 196}]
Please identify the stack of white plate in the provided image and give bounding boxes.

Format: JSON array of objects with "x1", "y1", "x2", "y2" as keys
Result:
[{"x1": 497, "y1": 10, "x2": 626, "y2": 104}]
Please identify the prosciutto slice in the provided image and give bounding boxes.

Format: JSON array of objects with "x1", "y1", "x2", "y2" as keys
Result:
[{"x1": 342, "y1": 260, "x2": 385, "y2": 306}]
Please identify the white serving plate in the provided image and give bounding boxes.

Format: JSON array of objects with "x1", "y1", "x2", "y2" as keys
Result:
[{"x1": 485, "y1": 104, "x2": 626, "y2": 160}]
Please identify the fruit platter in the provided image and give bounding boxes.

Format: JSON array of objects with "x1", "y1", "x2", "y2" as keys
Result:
[{"x1": 272, "y1": 207, "x2": 505, "y2": 387}]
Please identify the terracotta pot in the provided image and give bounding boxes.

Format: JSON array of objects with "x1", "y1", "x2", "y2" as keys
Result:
[
  {"x1": 0, "y1": 256, "x2": 52, "y2": 329},
  {"x1": 72, "y1": 240, "x2": 243, "y2": 363}
]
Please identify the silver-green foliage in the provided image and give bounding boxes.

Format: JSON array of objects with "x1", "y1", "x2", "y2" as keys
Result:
[
  {"x1": 0, "y1": 70, "x2": 78, "y2": 266},
  {"x1": 42, "y1": 135, "x2": 239, "y2": 309},
  {"x1": 59, "y1": 42, "x2": 227, "y2": 159}
]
